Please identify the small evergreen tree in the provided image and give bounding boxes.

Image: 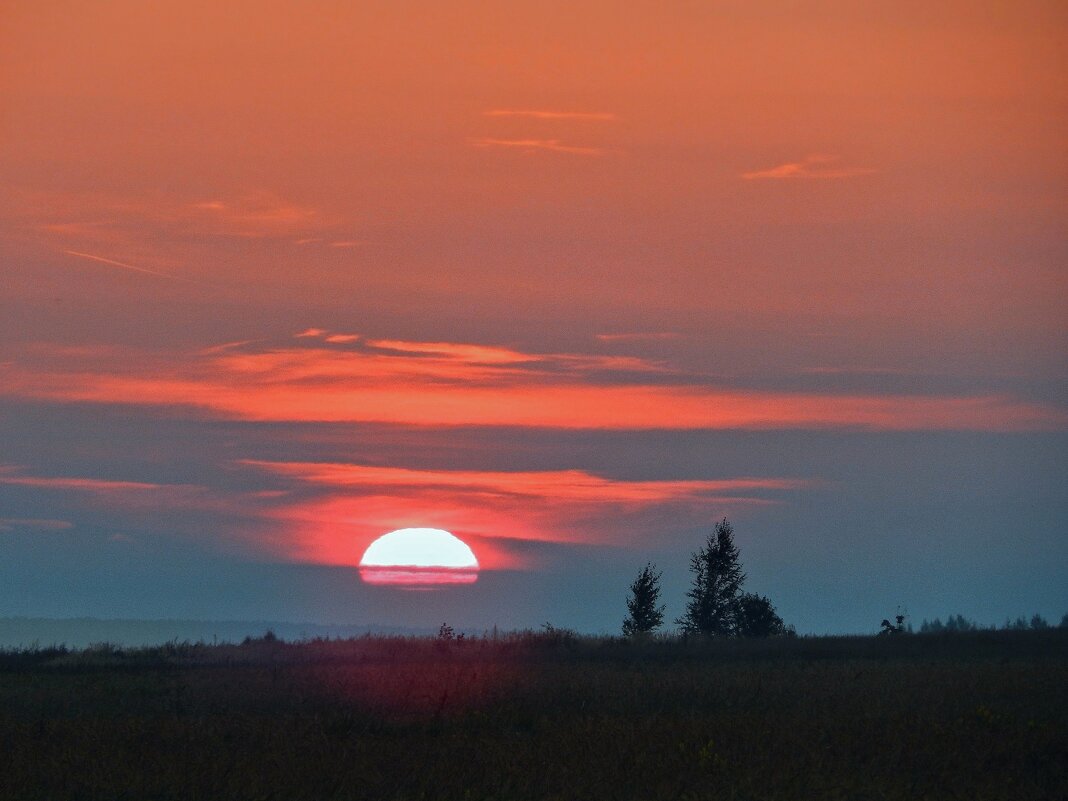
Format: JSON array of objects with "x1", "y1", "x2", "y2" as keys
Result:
[
  {"x1": 622, "y1": 563, "x2": 665, "y2": 636},
  {"x1": 1029, "y1": 614, "x2": 1050, "y2": 630},
  {"x1": 735, "y1": 592, "x2": 787, "y2": 637},
  {"x1": 676, "y1": 518, "x2": 746, "y2": 637},
  {"x1": 945, "y1": 614, "x2": 977, "y2": 632}
]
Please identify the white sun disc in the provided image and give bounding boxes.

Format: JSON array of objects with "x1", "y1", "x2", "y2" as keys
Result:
[{"x1": 360, "y1": 528, "x2": 479, "y2": 568}]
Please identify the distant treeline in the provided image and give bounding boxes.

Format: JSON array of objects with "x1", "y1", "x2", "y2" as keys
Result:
[
  {"x1": 0, "y1": 617, "x2": 433, "y2": 649},
  {"x1": 3, "y1": 626, "x2": 1068, "y2": 674},
  {"x1": 918, "y1": 613, "x2": 1068, "y2": 634}
]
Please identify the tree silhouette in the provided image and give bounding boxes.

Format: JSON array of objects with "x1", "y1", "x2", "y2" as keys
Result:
[
  {"x1": 676, "y1": 518, "x2": 746, "y2": 637},
  {"x1": 622, "y1": 563, "x2": 665, "y2": 636},
  {"x1": 879, "y1": 613, "x2": 906, "y2": 636},
  {"x1": 735, "y1": 592, "x2": 787, "y2": 637}
]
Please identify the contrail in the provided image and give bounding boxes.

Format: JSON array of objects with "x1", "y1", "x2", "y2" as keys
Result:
[{"x1": 64, "y1": 250, "x2": 181, "y2": 280}]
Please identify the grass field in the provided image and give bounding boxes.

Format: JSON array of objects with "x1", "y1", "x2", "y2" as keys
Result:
[{"x1": 2, "y1": 630, "x2": 1065, "y2": 800}]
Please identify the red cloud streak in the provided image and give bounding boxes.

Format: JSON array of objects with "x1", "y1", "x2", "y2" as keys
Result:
[
  {"x1": 240, "y1": 460, "x2": 809, "y2": 568},
  {"x1": 243, "y1": 461, "x2": 807, "y2": 503},
  {"x1": 2, "y1": 340, "x2": 1063, "y2": 432}
]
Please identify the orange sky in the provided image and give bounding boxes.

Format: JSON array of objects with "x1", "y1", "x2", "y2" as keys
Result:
[
  {"x1": 0, "y1": 2, "x2": 1065, "y2": 629},
  {"x1": 3, "y1": 1, "x2": 1064, "y2": 355}
]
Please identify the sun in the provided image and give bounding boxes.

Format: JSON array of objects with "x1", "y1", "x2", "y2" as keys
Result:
[{"x1": 359, "y1": 528, "x2": 480, "y2": 588}]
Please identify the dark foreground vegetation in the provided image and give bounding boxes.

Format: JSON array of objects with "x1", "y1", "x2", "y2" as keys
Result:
[{"x1": 2, "y1": 630, "x2": 1066, "y2": 801}]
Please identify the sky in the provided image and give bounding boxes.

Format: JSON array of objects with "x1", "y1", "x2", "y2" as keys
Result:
[{"x1": 1, "y1": 1, "x2": 1065, "y2": 634}]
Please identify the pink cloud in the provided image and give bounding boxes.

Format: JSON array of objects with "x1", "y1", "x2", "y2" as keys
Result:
[
  {"x1": 596, "y1": 332, "x2": 683, "y2": 343},
  {"x1": 470, "y1": 138, "x2": 606, "y2": 156},
  {"x1": 0, "y1": 466, "x2": 165, "y2": 492},
  {"x1": 0, "y1": 466, "x2": 212, "y2": 511},
  {"x1": 0, "y1": 338, "x2": 1063, "y2": 432},
  {"x1": 238, "y1": 460, "x2": 804, "y2": 567},
  {"x1": 364, "y1": 339, "x2": 534, "y2": 364},
  {"x1": 190, "y1": 192, "x2": 319, "y2": 236},
  {"x1": 743, "y1": 155, "x2": 876, "y2": 180},
  {"x1": 243, "y1": 460, "x2": 806, "y2": 506}
]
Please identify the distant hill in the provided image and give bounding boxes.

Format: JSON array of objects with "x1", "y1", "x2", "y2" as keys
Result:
[{"x1": 0, "y1": 617, "x2": 437, "y2": 648}]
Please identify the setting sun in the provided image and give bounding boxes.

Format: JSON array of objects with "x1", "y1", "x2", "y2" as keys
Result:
[{"x1": 358, "y1": 528, "x2": 479, "y2": 588}]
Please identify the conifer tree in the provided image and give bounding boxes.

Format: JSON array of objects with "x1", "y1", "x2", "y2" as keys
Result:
[
  {"x1": 622, "y1": 563, "x2": 665, "y2": 636},
  {"x1": 735, "y1": 592, "x2": 788, "y2": 637},
  {"x1": 676, "y1": 518, "x2": 746, "y2": 636}
]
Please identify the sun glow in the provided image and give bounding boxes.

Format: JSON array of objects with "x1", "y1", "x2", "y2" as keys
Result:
[{"x1": 359, "y1": 528, "x2": 479, "y2": 588}]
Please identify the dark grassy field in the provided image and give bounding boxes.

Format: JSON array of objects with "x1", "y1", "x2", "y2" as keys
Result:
[{"x1": 2, "y1": 630, "x2": 1066, "y2": 800}]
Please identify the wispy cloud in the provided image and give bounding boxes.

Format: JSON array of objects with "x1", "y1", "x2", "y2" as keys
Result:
[
  {"x1": 42, "y1": 220, "x2": 128, "y2": 247},
  {"x1": 0, "y1": 518, "x2": 73, "y2": 532},
  {"x1": 743, "y1": 155, "x2": 876, "y2": 180},
  {"x1": 364, "y1": 338, "x2": 534, "y2": 364},
  {"x1": 0, "y1": 465, "x2": 251, "y2": 525},
  {"x1": 191, "y1": 192, "x2": 319, "y2": 236},
  {"x1": 0, "y1": 466, "x2": 216, "y2": 518},
  {"x1": 198, "y1": 340, "x2": 259, "y2": 355},
  {"x1": 245, "y1": 460, "x2": 805, "y2": 505},
  {"x1": 596, "y1": 332, "x2": 682, "y2": 343},
  {"x1": 482, "y1": 109, "x2": 616, "y2": 121},
  {"x1": 470, "y1": 138, "x2": 606, "y2": 156},
  {"x1": 0, "y1": 475, "x2": 164, "y2": 492},
  {"x1": 22, "y1": 189, "x2": 346, "y2": 263},
  {"x1": 0, "y1": 465, "x2": 166, "y2": 493},
  {"x1": 1, "y1": 336, "x2": 1063, "y2": 432},
  {"x1": 239, "y1": 460, "x2": 804, "y2": 564},
  {"x1": 800, "y1": 366, "x2": 923, "y2": 376}
]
